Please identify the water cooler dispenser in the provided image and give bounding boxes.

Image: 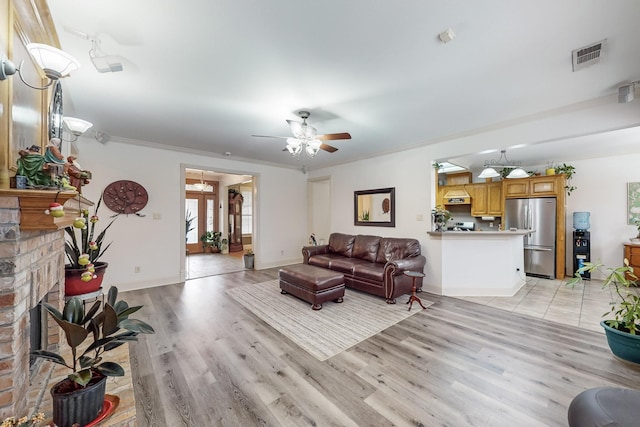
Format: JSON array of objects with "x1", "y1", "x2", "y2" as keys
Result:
[{"x1": 573, "y1": 212, "x2": 591, "y2": 280}]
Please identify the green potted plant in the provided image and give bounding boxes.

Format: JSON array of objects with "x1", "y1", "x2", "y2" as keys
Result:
[
  {"x1": 185, "y1": 210, "x2": 195, "y2": 243},
  {"x1": 64, "y1": 196, "x2": 116, "y2": 296},
  {"x1": 568, "y1": 259, "x2": 640, "y2": 364},
  {"x1": 555, "y1": 163, "x2": 577, "y2": 195},
  {"x1": 431, "y1": 206, "x2": 453, "y2": 232},
  {"x1": 31, "y1": 286, "x2": 154, "y2": 427},
  {"x1": 243, "y1": 249, "x2": 254, "y2": 269},
  {"x1": 200, "y1": 231, "x2": 222, "y2": 253}
]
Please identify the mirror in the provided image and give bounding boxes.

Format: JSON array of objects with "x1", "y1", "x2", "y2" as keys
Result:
[{"x1": 354, "y1": 187, "x2": 395, "y2": 227}]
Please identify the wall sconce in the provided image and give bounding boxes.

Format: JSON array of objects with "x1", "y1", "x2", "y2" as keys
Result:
[
  {"x1": 0, "y1": 43, "x2": 80, "y2": 90},
  {"x1": 63, "y1": 117, "x2": 93, "y2": 141}
]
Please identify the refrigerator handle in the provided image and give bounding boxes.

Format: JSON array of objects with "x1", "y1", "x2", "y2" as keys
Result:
[{"x1": 524, "y1": 205, "x2": 529, "y2": 229}]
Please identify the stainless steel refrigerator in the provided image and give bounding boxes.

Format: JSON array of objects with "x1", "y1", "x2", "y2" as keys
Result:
[{"x1": 504, "y1": 197, "x2": 556, "y2": 279}]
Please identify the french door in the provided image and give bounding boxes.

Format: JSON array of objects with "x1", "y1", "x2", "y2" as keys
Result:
[{"x1": 186, "y1": 189, "x2": 218, "y2": 255}]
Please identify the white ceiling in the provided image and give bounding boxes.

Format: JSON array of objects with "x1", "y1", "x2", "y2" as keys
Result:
[{"x1": 45, "y1": 0, "x2": 640, "y2": 172}]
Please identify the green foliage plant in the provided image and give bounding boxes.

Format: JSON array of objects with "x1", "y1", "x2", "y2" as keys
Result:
[
  {"x1": 31, "y1": 286, "x2": 155, "y2": 389},
  {"x1": 64, "y1": 196, "x2": 116, "y2": 269}
]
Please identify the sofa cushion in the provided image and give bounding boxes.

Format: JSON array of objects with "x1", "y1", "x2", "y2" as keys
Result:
[
  {"x1": 352, "y1": 263, "x2": 385, "y2": 282},
  {"x1": 352, "y1": 235, "x2": 381, "y2": 263},
  {"x1": 328, "y1": 233, "x2": 356, "y2": 257},
  {"x1": 328, "y1": 257, "x2": 369, "y2": 274},
  {"x1": 376, "y1": 238, "x2": 421, "y2": 264},
  {"x1": 308, "y1": 254, "x2": 345, "y2": 269}
]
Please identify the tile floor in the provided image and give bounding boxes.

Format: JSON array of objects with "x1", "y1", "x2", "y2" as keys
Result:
[{"x1": 457, "y1": 275, "x2": 639, "y2": 334}]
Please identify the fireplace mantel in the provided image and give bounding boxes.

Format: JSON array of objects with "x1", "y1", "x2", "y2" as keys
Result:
[{"x1": 0, "y1": 189, "x2": 94, "y2": 231}]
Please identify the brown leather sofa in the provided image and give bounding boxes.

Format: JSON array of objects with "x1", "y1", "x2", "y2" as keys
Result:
[{"x1": 302, "y1": 233, "x2": 426, "y2": 304}]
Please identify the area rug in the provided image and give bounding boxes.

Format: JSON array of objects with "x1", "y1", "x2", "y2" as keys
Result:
[{"x1": 226, "y1": 279, "x2": 432, "y2": 361}]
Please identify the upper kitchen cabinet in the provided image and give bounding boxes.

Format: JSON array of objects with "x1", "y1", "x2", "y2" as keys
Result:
[
  {"x1": 503, "y1": 175, "x2": 565, "y2": 198},
  {"x1": 469, "y1": 182, "x2": 502, "y2": 217}
]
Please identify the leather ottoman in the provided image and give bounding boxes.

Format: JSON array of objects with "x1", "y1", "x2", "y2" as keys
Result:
[
  {"x1": 568, "y1": 387, "x2": 640, "y2": 426},
  {"x1": 279, "y1": 264, "x2": 345, "y2": 310}
]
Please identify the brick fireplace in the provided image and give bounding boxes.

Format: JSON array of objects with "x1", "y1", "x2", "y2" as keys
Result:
[{"x1": 0, "y1": 196, "x2": 65, "y2": 418}]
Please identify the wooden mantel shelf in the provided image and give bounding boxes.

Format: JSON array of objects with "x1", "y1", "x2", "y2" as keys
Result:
[{"x1": 0, "y1": 189, "x2": 94, "y2": 231}]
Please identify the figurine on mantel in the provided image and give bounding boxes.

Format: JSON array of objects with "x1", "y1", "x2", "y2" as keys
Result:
[
  {"x1": 64, "y1": 155, "x2": 92, "y2": 193},
  {"x1": 16, "y1": 145, "x2": 55, "y2": 188}
]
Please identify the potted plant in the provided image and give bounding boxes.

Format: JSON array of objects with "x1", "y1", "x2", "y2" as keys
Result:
[
  {"x1": 243, "y1": 249, "x2": 254, "y2": 269},
  {"x1": 221, "y1": 238, "x2": 229, "y2": 254},
  {"x1": 200, "y1": 231, "x2": 222, "y2": 253},
  {"x1": 31, "y1": 286, "x2": 154, "y2": 427},
  {"x1": 431, "y1": 206, "x2": 453, "y2": 232},
  {"x1": 64, "y1": 196, "x2": 116, "y2": 296},
  {"x1": 185, "y1": 210, "x2": 195, "y2": 243},
  {"x1": 568, "y1": 259, "x2": 640, "y2": 364},
  {"x1": 555, "y1": 163, "x2": 577, "y2": 195}
]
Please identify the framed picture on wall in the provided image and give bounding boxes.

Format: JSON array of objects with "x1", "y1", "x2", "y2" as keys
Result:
[
  {"x1": 354, "y1": 187, "x2": 395, "y2": 227},
  {"x1": 627, "y1": 182, "x2": 640, "y2": 225}
]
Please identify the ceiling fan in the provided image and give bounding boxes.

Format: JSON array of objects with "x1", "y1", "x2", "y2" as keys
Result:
[{"x1": 252, "y1": 111, "x2": 351, "y2": 158}]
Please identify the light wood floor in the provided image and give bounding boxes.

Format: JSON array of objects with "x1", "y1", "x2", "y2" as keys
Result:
[
  {"x1": 185, "y1": 251, "x2": 245, "y2": 280},
  {"x1": 124, "y1": 270, "x2": 640, "y2": 427}
]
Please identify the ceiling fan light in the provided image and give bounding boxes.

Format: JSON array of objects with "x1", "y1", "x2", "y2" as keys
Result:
[
  {"x1": 63, "y1": 117, "x2": 93, "y2": 135},
  {"x1": 478, "y1": 167, "x2": 500, "y2": 179},
  {"x1": 304, "y1": 125, "x2": 317, "y2": 139},
  {"x1": 506, "y1": 168, "x2": 529, "y2": 179},
  {"x1": 26, "y1": 43, "x2": 80, "y2": 79}
]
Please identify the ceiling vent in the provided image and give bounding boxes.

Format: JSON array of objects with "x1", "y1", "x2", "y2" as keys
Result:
[{"x1": 572, "y1": 39, "x2": 606, "y2": 72}]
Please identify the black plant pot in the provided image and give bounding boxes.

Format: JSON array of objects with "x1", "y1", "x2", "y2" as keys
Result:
[{"x1": 51, "y1": 374, "x2": 107, "y2": 427}]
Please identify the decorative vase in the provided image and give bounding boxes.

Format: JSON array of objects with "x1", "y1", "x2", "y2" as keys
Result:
[
  {"x1": 601, "y1": 320, "x2": 640, "y2": 364},
  {"x1": 64, "y1": 262, "x2": 108, "y2": 296},
  {"x1": 545, "y1": 168, "x2": 556, "y2": 175},
  {"x1": 51, "y1": 374, "x2": 107, "y2": 427}
]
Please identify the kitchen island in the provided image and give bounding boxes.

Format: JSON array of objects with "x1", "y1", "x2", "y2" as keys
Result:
[{"x1": 426, "y1": 229, "x2": 530, "y2": 296}]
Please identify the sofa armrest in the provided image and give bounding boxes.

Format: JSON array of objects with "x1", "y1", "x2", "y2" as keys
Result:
[
  {"x1": 381, "y1": 255, "x2": 426, "y2": 302},
  {"x1": 302, "y1": 245, "x2": 329, "y2": 264},
  {"x1": 386, "y1": 255, "x2": 426, "y2": 275}
]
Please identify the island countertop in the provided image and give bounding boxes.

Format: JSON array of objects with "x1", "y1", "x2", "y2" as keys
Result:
[
  {"x1": 425, "y1": 229, "x2": 528, "y2": 297},
  {"x1": 427, "y1": 229, "x2": 533, "y2": 236}
]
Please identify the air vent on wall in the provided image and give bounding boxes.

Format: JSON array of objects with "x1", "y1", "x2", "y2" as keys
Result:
[{"x1": 572, "y1": 39, "x2": 607, "y2": 72}]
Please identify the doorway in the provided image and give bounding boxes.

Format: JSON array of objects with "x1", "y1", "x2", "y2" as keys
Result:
[
  {"x1": 185, "y1": 182, "x2": 218, "y2": 255},
  {"x1": 184, "y1": 167, "x2": 255, "y2": 279}
]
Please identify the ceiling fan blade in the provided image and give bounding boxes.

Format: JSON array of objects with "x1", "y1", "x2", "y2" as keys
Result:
[
  {"x1": 320, "y1": 143, "x2": 338, "y2": 153},
  {"x1": 317, "y1": 132, "x2": 351, "y2": 141},
  {"x1": 251, "y1": 134, "x2": 288, "y2": 140}
]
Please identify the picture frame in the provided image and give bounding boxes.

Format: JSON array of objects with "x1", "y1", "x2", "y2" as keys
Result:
[
  {"x1": 354, "y1": 187, "x2": 395, "y2": 227},
  {"x1": 627, "y1": 182, "x2": 640, "y2": 225}
]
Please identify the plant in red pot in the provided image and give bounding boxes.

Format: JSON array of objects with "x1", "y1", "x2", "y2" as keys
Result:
[
  {"x1": 64, "y1": 196, "x2": 116, "y2": 296},
  {"x1": 31, "y1": 286, "x2": 155, "y2": 427}
]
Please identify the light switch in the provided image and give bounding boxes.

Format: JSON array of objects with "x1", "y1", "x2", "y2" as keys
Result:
[
  {"x1": 153, "y1": 212, "x2": 161, "y2": 220},
  {"x1": 416, "y1": 214, "x2": 424, "y2": 221}
]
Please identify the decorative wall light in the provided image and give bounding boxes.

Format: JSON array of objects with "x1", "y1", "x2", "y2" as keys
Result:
[
  {"x1": 0, "y1": 43, "x2": 80, "y2": 90},
  {"x1": 63, "y1": 117, "x2": 94, "y2": 141},
  {"x1": 478, "y1": 150, "x2": 529, "y2": 179}
]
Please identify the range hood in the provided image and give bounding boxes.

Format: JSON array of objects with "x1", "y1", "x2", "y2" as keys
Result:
[{"x1": 443, "y1": 188, "x2": 471, "y2": 205}]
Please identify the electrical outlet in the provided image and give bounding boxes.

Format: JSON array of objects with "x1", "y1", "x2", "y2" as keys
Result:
[
  {"x1": 135, "y1": 266, "x2": 141, "y2": 273},
  {"x1": 489, "y1": 222, "x2": 494, "y2": 228}
]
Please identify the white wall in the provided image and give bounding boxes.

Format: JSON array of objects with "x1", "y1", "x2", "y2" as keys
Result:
[{"x1": 75, "y1": 139, "x2": 307, "y2": 291}]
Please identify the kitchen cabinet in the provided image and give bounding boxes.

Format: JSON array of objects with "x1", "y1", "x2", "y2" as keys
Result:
[
  {"x1": 503, "y1": 175, "x2": 564, "y2": 198},
  {"x1": 469, "y1": 182, "x2": 502, "y2": 217},
  {"x1": 623, "y1": 243, "x2": 640, "y2": 279}
]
